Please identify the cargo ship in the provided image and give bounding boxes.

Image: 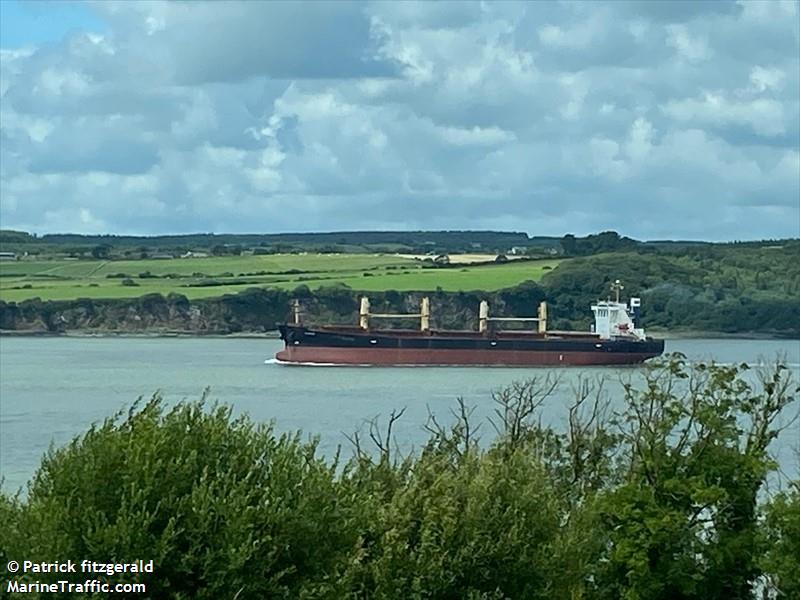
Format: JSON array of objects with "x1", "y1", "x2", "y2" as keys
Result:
[{"x1": 276, "y1": 282, "x2": 664, "y2": 366}]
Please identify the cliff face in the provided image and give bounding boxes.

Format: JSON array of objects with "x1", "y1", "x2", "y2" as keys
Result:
[
  {"x1": 0, "y1": 286, "x2": 548, "y2": 335},
  {"x1": 3, "y1": 285, "x2": 795, "y2": 337},
  {"x1": 0, "y1": 289, "x2": 291, "y2": 334}
]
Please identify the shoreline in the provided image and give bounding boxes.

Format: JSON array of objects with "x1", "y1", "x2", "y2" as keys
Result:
[
  {"x1": 648, "y1": 329, "x2": 799, "y2": 341},
  {"x1": 0, "y1": 330, "x2": 281, "y2": 339},
  {"x1": 1, "y1": 329, "x2": 796, "y2": 341}
]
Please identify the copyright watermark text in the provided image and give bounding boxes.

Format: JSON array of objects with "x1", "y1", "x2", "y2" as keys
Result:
[{"x1": 5, "y1": 559, "x2": 152, "y2": 595}]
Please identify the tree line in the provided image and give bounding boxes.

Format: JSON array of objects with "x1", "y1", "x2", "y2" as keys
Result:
[
  {"x1": 0, "y1": 229, "x2": 534, "y2": 256},
  {"x1": 4, "y1": 228, "x2": 795, "y2": 260},
  {"x1": 540, "y1": 242, "x2": 800, "y2": 334}
]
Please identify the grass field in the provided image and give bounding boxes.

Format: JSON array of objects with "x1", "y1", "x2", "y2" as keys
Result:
[{"x1": 0, "y1": 254, "x2": 562, "y2": 302}]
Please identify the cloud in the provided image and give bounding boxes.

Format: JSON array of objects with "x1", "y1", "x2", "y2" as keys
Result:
[
  {"x1": 616, "y1": 0, "x2": 740, "y2": 23},
  {"x1": 94, "y1": 0, "x2": 399, "y2": 83},
  {"x1": 0, "y1": 0, "x2": 797, "y2": 240},
  {"x1": 662, "y1": 93, "x2": 787, "y2": 137},
  {"x1": 665, "y1": 24, "x2": 712, "y2": 62},
  {"x1": 750, "y1": 65, "x2": 786, "y2": 92}
]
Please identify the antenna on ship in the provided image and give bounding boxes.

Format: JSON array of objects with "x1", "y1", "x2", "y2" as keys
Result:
[{"x1": 611, "y1": 279, "x2": 624, "y2": 303}]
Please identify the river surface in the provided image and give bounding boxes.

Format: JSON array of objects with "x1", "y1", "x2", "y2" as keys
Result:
[{"x1": 1, "y1": 337, "x2": 798, "y2": 493}]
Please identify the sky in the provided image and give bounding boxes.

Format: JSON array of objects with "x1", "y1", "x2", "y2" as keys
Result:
[{"x1": 0, "y1": 0, "x2": 798, "y2": 240}]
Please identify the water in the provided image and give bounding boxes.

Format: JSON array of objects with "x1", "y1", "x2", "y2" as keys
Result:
[{"x1": 1, "y1": 336, "x2": 798, "y2": 493}]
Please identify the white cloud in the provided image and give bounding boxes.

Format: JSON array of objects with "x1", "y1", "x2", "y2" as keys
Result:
[
  {"x1": 589, "y1": 138, "x2": 628, "y2": 181},
  {"x1": 666, "y1": 24, "x2": 711, "y2": 62},
  {"x1": 662, "y1": 92, "x2": 786, "y2": 137},
  {"x1": 625, "y1": 118, "x2": 655, "y2": 162},
  {"x1": 438, "y1": 125, "x2": 515, "y2": 146},
  {"x1": 737, "y1": 0, "x2": 799, "y2": 22},
  {"x1": 558, "y1": 73, "x2": 589, "y2": 121},
  {"x1": 0, "y1": 0, "x2": 797, "y2": 240},
  {"x1": 749, "y1": 66, "x2": 785, "y2": 92},
  {"x1": 537, "y1": 13, "x2": 605, "y2": 50}
]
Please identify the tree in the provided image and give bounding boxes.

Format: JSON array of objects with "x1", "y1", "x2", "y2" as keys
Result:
[
  {"x1": 561, "y1": 233, "x2": 577, "y2": 255},
  {"x1": 90, "y1": 244, "x2": 111, "y2": 259},
  {"x1": 593, "y1": 357, "x2": 797, "y2": 600},
  {"x1": 762, "y1": 481, "x2": 800, "y2": 598}
]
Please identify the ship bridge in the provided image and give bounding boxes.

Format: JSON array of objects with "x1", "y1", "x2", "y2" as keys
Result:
[{"x1": 592, "y1": 280, "x2": 646, "y2": 341}]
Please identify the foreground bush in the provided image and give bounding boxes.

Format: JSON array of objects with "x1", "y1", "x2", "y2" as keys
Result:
[
  {"x1": 1, "y1": 357, "x2": 797, "y2": 599},
  {"x1": 762, "y1": 483, "x2": 800, "y2": 599},
  {"x1": 2, "y1": 399, "x2": 353, "y2": 599}
]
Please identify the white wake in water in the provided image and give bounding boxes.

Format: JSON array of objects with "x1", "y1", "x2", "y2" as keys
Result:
[{"x1": 264, "y1": 358, "x2": 352, "y2": 366}]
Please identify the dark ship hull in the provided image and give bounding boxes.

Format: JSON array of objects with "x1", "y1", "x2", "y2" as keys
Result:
[{"x1": 276, "y1": 324, "x2": 664, "y2": 366}]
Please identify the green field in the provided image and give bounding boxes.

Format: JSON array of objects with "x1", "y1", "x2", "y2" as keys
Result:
[{"x1": 0, "y1": 254, "x2": 562, "y2": 302}]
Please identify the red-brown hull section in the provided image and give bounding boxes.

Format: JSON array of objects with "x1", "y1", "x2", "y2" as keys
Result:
[{"x1": 275, "y1": 346, "x2": 657, "y2": 366}]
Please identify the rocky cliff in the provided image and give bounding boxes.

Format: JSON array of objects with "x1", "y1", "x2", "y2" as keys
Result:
[{"x1": 0, "y1": 286, "x2": 548, "y2": 335}]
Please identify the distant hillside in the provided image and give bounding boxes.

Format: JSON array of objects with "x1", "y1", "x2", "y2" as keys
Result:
[
  {"x1": 3, "y1": 229, "x2": 792, "y2": 258},
  {"x1": 0, "y1": 230, "x2": 536, "y2": 255},
  {"x1": 2, "y1": 241, "x2": 798, "y2": 336},
  {"x1": 539, "y1": 241, "x2": 800, "y2": 335}
]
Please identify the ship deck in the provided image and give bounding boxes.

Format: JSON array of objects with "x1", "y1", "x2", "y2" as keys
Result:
[{"x1": 314, "y1": 325, "x2": 602, "y2": 341}]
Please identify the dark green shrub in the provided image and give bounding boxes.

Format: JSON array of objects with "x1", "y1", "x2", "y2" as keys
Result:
[
  {"x1": 762, "y1": 483, "x2": 800, "y2": 598},
  {"x1": 3, "y1": 397, "x2": 354, "y2": 599}
]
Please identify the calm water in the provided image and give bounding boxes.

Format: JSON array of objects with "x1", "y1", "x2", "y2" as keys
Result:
[{"x1": 1, "y1": 337, "x2": 798, "y2": 493}]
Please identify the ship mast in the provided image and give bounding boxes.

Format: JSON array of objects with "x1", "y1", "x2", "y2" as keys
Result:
[
  {"x1": 358, "y1": 296, "x2": 431, "y2": 331},
  {"x1": 291, "y1": 299, "x2": 303, "y2": 325},
  {"x1": 610, "y1": 279, "x2": 624, "y2": 303}
]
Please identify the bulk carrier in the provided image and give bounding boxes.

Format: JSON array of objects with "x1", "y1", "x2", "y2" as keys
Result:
[{"x1": 276, "y1": 281, "x2": 664, "y2": 366}]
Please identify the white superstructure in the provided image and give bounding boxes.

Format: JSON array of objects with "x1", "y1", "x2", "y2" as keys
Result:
[
  {"x1": 591, "y1": 299, "x2": 645, "y2": 340},
  {"x1": 591, "y1": 280, "x2": 646, "y2": 340}
]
